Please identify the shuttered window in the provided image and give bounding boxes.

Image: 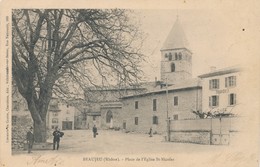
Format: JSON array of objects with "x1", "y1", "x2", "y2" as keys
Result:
[
  {"x1": 225, "y1": 76, "x2": 236, "y2": 87},
  {"x1": 153, "y1": 99, "x2": 157, "y2": 111},
  {"x1": 209, "y1": 95, "x2": 219, "y2": 107},
  {"x1": 228, "y1": 93, "x2": 236, "y2": 105},
  {"x1": 209, "y1": 79, "x2": 219, "y2": 89}
]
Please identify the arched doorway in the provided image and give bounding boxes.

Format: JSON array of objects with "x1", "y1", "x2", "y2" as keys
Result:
[{"x1": 106, "y1": 110, "x2": 113, "y2": 128}]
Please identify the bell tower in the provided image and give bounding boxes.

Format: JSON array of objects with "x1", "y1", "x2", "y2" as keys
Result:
[{"x1": 160, "y1": 17, "x2": 192, "y2": 85}]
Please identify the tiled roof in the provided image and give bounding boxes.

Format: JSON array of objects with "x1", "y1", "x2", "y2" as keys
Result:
[
  {"x1": 198, "y1": 66, "x2": 242, "y2": 78},
  {"x1": 121, "y1": 78, "x2": 202, "y2": 99},
  {"x1": 161, "y1": 18, "x2": 189, "y2": 51}
]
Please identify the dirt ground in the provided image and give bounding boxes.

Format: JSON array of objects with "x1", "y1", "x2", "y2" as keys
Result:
[
  {"x1": 13, "y1": 129, "x2": 234, "y2": 154},
  {"x1": 11, "y1": 130, "x2": 258, "y2": 167}
]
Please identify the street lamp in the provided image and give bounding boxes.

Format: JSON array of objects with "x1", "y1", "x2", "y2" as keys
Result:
[{"x1": 166, "y1": 78, "x2": 170, "y2": 142}]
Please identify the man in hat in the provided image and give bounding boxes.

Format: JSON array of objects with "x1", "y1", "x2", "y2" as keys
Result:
[
  {"x1": 26, "y1": 126, "x2": 34, "y2": 153},
  {"x1": 92, "y1": 125, "x2": 98, "y2": 138},
  {"x1": 53, "y1": 127, "x2": 64, "y2": 150}
]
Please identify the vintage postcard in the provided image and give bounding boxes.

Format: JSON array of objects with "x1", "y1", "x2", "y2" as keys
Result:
[{"x1": 0, "y1": 0, "x2": 259, "y2": 166}]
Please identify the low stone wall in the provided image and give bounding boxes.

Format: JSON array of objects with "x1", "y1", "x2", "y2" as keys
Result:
[
  {"x1": 170, "y1": 131, "x2": 211, "y2": 145},
  {"x1": 12, "y1": 114, "x2": 33, "y2": 150},
  {"x1": 12, "y1": 114, "x2": 53, "y2": 150}
]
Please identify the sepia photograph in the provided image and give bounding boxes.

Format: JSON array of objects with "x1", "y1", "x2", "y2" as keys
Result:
[{"x1": 1, "y1": 1, "x2": 259, "y2": 167}]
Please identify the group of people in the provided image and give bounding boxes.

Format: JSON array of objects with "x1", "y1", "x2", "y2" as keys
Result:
[{"x1": 26, "y1": 125, "x2": 99, "y2": 153}]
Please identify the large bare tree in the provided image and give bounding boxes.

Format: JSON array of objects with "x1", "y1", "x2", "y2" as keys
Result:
[{"x1": 12, "y1": 9, "x2": 144, "y2": 142}]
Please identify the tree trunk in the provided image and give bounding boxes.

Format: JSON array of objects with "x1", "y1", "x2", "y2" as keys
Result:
[
  {"x1": 26, "y1": 92, "x2": 51, "y2": 143},
  {"x1": 34, "y1": 121, "x2": 47, "y2": 143}
]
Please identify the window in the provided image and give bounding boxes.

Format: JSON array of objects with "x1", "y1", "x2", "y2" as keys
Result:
[
  {"x1": 225, "y1": 76, "x2": 236, "y2": 87},
  {"x1": 135, "y1": 101, "x2": 138, "y2": 109},
  {"x1": 134, "y1": 117, "x2": 138, "y2": 125},
  {"x1": 168, "y1": 53, "x2": 172, "y2": 61},
  {"x1": 173, "y1": 115, "x2": 178, "y2": 120},
  {"x1": 228, "y1": 93, "x2": 236, "y2": 105},
  {"x1": 152, "y1": 116, "x2": 158, "y2": 125},
  {"x1": 174, "y1": 96, "x2": 178, "y2": 106},
  {"x1": 153, "y1": 99, "x2": 157, "y2": 111},
  {"x1": 165, "y1": 53, "x2": 168, "y2": 58},
  {"x1": 209, "y1": 95, "x2": 219, "y2": 107},
  {"x1": 52, "y1": 118, "x2": 58, "y2": 123},
  {"x1": 93, "y1": 116, "x2": 96, "y2": 121},
  {"x1": 175, "y1": 53, "x2": 178, "y2": 60},
  {"x1": 178, "y1": 52, "x2": 182, "y2": 60},
  {"x1": 171, "y1": 63, "x2": 175, "y2": 72},
  {"x1": 106, "y1": 110, "x2": 113, "y2": 123},
  {"x1": 209, "y1": 79, "x2": 219, "y2": 89}
]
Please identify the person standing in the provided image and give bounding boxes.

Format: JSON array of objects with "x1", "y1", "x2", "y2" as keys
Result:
[
  {"x1": 149, "y1": 127, "x2": 153, "y2": 137},
  {"x1": 92, "y1": 125, "x2": 97, "y2": 138},
  {"x1": 26, "y1": 126, "x2": 34, "y2": 153},
  {"x1": 53, "y1": 127, "x2": 64, "y2": 150}
]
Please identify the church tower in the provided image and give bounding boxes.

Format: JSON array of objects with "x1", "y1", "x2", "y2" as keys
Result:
[{"x1": 160, "y1": 17, "x2": 192, "y2": 85}]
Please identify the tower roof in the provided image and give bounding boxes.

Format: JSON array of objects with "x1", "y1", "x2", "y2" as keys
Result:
[{"x1": 161, "y1": 18, "x2": 189, "y2": 51}]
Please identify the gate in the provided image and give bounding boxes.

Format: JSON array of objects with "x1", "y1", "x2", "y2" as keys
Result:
[{"x1": 211, "y1": 117, "x2": 231, "y2": 145}]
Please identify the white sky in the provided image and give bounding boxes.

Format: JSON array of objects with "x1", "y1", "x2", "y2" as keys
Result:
[{"x1": 135, "y1": 9, "x2": 257, "y2": 81}]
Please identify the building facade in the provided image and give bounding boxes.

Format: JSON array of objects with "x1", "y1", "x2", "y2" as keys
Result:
[
  {"x1": 84, "y1": 86, "x2": 147, "y2": 129},
  {"x1": 120, "y1": 79, "x2": 202, "y2": 134},
  {"x1": 46, "y1": 98, "x2": 77, "y2": 130},
  {"x1": 83, "y1": 17, "x2": 203, "y2": 134},
  {"x1": 198, "y1": 66, "x2": 242, "y2": 116}
]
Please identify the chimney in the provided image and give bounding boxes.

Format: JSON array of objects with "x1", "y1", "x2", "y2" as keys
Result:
[{"x1": 210, "y1": 66, "x2": 216, "y2": 72}]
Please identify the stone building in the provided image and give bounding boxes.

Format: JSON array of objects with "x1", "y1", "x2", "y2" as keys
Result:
[
  {"x1": 46, "y1": 98, "x2": 80, "y2": 130},
  {"x1": 120, "y1": 79, "x2": 202, "y2": 134},
  {"x1": 84, "y1": 86, "x2": 149, "y2": 129},
  {"x1": 118, "y1": 17, "x2": 202, "y2": 134},
  {"x1": 160, "y1": 17, "x2": 192, "y2": 85}
]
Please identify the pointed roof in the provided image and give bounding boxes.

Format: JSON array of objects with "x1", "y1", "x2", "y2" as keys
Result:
[{"x1": 161, "y1": 17, "x2": 189, "y2": 51}]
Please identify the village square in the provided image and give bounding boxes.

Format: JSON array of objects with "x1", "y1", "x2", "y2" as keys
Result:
[{"x1": 11, "y1": 9, "x2": 245, "y2": 155}]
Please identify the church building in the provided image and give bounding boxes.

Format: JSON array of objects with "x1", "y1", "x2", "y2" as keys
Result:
[
  {"x1": 119, "y1": 18, "x2": 202, "y2": 134},
  {"x1": 160, "y1": 17, "x2": 192, "y2": 85}
]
